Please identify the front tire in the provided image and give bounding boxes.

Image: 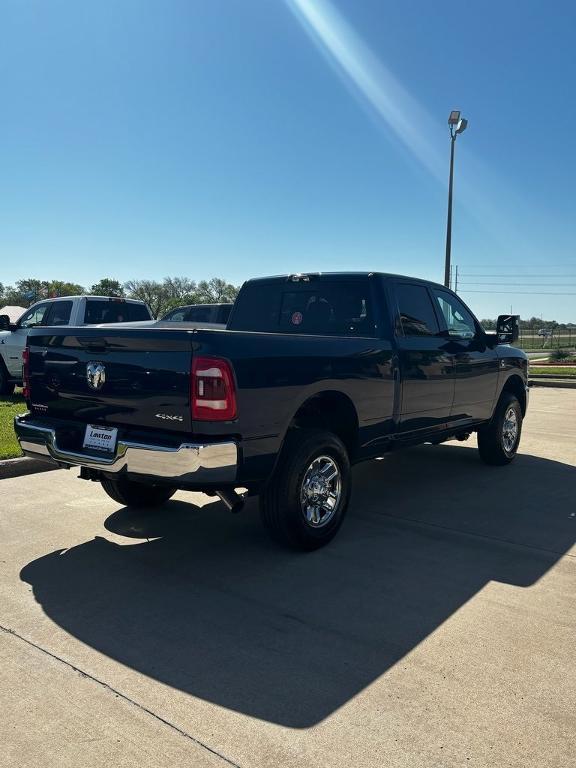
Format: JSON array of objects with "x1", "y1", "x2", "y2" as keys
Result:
[
  {"x1": 478, "y1": 392, "x2": 523, "y2": 465},
  {"x1": 260, "y1": 428, "x2": 351, "y2": 550},
  {"x1": 100, "y1": 477, "x2": 176, "y2": 507}
]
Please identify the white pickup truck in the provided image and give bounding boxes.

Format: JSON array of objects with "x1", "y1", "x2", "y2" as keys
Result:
[{"x1": 0, "y1": 295, "x2": 152, "y2": 394}]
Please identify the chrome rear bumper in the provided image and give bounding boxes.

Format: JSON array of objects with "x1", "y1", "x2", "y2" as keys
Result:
[{"x1": 14, "y1": 414, "x2": 237, "y2": 484}]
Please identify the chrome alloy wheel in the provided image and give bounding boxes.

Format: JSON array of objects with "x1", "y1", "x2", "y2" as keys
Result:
[
  {"x1": 300, "y1": 455, "x2": 342, "y2": 528},
  {"x1": 502, "y1": 406, "x2": 519, "y2": 454}
]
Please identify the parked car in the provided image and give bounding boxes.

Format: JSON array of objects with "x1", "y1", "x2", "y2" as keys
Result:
[
  {"x1": 0, "y1": 296, "x2": 152, "y2": 394},
  {"x1": 537, "y1": 328, "x2": 553, "y2": 337},
  {"x1": 15, "y1": 273, "x2": 527, "y2": 550},
  {"x1": 161, "y1": 303, "x2": 233, "y2": 325}
]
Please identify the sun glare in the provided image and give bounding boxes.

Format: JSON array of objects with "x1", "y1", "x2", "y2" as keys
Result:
[{"x1": 286, "y1": 0, "x2": 447, "y2": 183}]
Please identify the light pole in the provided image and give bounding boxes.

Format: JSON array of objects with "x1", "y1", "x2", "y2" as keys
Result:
[{"x1": 444, "y1": 110, "x2": 468, "y2": 288}]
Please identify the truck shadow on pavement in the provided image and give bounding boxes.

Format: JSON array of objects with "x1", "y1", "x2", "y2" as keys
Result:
[{"x1": 20, "y1": 443, "x2": 576, "y2": 728}]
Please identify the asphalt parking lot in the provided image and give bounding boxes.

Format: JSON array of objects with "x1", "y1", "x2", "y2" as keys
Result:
[{"x1": 1, "y1": 387, "x2": 575, "y2": 767}]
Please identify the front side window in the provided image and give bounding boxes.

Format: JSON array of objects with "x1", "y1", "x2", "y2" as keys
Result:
[
  {"x1": 18, "y1": 303, "x2": 50, "y2": 329},
  {"x1": 432, "y1": 290, "x2": 477, "y2": 339},
  {"x1": 395, "y1": 284, "x2": 439, "y2": 337}
]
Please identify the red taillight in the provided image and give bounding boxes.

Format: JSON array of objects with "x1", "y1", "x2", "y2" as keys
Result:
[
  {"x1": 22, "y1": 347, "x2": 31, "y2": 400},
  {"x1": 191, "y1": 356, "x2": 237, "y2": 421}
]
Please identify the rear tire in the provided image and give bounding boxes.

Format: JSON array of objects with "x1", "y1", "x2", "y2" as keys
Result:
[
  {"x1": 260, "y1": 428, "x2": 351, "y2": 550},
  {"x1": 0, "y1": 361, "x2": 15, "y2": 396},
  {"x1": 477, "y1": 392, "x2": 522, "y2": 466},
  {"x1": 100, "y1": 477, "x2": 176, "y2": 507}
]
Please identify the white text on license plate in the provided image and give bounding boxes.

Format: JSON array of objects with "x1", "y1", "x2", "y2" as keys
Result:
[{"x1": 83, "y1": 425, "x2": 118, "y2": 453}]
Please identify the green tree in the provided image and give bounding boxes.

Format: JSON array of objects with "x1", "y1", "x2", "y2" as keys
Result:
[
  {"x1": 45, "y1": 280, "x2": 86, "y2": 298},
  {"x1": 163, "y1": 276, "x2": 197, "y2": 300},
  {"x1": 195, "y1": 278, "x2": 239, "y2": 303},
  {"x1": 124, "y1": 276, "x2": 237, "y2": 317},
  {"x1": 160, "y1": 277, "x2": 198, "y2": 313},
  {"x1": 90, "y1": 278, "x2": 126, "y2": 297},
  {"x1": 124, "y1": 279, "x2": 170, "y2": 318},
  {"x1": 9, "y1": 279, "x2": 47, "y2": 306},
  {"x1": 2, "y1": 278, "x2": 86, "y2": 305}
]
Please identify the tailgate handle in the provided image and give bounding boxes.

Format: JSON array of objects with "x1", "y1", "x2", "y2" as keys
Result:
[{"x1": 77, "y1": 336, "x2": 108, "y2": 352}]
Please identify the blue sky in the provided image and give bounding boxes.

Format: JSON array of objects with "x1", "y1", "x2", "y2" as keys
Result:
[{"x1": 1, "y1": 0, "x2": 575, "y2": 320}]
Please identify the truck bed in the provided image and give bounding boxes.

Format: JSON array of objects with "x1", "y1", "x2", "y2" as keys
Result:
[{"x1": 25, "y1": 323, "x2": 395, "y2": 484}]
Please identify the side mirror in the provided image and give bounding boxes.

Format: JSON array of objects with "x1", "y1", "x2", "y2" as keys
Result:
[
  {"x1": 496, "y1": 314, "x2": 520, "y2": 344},
  {"x1": 0, "y1": 315, "x2": 11, "y2": 331}
]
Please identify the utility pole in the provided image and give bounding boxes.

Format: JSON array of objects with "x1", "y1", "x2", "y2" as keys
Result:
[{"x1": 444, "y1": 111, "x2": 468, "y2": 287}]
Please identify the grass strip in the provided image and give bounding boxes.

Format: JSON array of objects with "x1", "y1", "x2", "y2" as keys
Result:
[{"x1": 0, "y1": 392, "x2": 26, "y2": 460}]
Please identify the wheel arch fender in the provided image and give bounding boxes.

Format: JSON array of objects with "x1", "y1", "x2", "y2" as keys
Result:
[
  {"x1": 498, "y1": 373, "x2": 527, "y2": 416},
  {"x1": 270, "y1": 390, "x2": 360, "y2": 478}
]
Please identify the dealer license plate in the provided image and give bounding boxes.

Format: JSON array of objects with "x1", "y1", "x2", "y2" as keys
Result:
[{"x1": 83, "y1": 424, "x2": 118, "y2": 453}]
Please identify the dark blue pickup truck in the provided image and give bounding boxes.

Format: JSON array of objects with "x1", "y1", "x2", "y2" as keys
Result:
[{"x1": 15, "y1": 272, "x2": 528, "y2": 549}]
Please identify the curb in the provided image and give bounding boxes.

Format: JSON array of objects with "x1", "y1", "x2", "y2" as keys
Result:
[
  {"x1": 529, "y1": 378, "x2": 576, "y2": 389},
  {"x1": 529, "y1": 372, "x2": 576, "y2": 378},
  {"x1": 0, "y1": 456, "x2": 59, "y2": 480}
]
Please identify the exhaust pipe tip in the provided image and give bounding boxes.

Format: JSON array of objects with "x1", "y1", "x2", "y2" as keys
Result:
[{"x1": 216, "y1": 489, "x2": 245, "y2": 514}]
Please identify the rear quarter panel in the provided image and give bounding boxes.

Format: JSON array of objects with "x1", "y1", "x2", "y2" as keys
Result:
[{"x1": 191, "y1": 329, "x2": 395, "y2": 482}]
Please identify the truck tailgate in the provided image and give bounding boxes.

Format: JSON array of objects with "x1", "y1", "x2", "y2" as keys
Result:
[{"x1": 27, "y1": 328, "x2": 194, "y2": 434}]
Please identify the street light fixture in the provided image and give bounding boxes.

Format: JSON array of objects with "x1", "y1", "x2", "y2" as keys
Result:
[{"x1": 444, "y1": 110, "x2": 468, "y2": 288}]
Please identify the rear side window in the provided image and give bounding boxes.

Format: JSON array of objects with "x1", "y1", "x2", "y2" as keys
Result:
[
  {"x1": 187, "y1": 307, "x2": 214, "y2": 323},
  {"x1": 84, "y1": 301, "x2": 151, "y2": 324},
  {"x1": 229, "y1": 280, "x2": 375, "y2": 336},
  {"x1": 163, "y1": 307, "x2": 188, "y2": 322},
  {"x1": 217, "y1": 305, "x2": 233, "y2": 324},
  {"x1": 395, "y1": 284, "x2": 439, "y2": 337},
  {"x1": 45, "y1": 300, "x2": 73, "y2": 326}
]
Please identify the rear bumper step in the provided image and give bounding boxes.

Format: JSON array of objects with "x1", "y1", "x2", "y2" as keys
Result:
[{"x1": 14, "y1": 414, "x2": 237, "y2": 484}]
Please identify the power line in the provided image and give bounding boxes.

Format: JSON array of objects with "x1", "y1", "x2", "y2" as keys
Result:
[
  {"x1": 459, "y1": 290, "x2": 576, "y2": 295},
  {"x1": 459, "y1": 274, "x2": 576, "y2": 278},
  {"x1": 460, "y1": 282, "x2": 576, "y2": 286},
  {"x1": 459, "y1": 264, "x2": 573, "y2": 268}
]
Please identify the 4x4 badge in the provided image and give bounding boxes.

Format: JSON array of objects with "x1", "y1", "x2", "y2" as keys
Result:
[{"x1": 155, "y1": 413, "x2": 183, "y2": 422}]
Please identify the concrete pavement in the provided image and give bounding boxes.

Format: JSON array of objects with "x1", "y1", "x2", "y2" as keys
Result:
[{"x1": 1, "y1": 387, "x2": 575, "y2": 767}]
